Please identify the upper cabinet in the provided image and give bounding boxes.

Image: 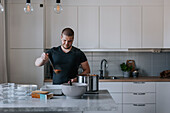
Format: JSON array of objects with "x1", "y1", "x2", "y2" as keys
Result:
[
  {"x1": 100, "y1": 7, "x2": 120, "y2": 49},
  {"x1": 142, "y1": 6, "x2": 163, "y2": 48},
  {"x1": 164, "y1": 0, "x2": 170, "y2": 48},
  {"x1": 6, "y1": 0, "x2": 168, "y2": 50},
  {"x1": 7, "y1": 1, "x2": 44, "y2": 49},
  {"x1": 78, "y1": 6, "x2": 99, "y2": 49},
  {"x1": 121, "y1": 7, "x2": 141, "y2": 48},
  {"x1": 45, "y1": 5, "x2": 77, "y2": 48}
]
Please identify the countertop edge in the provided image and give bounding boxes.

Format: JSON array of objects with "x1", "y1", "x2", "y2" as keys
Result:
[{"x1": 44, "y1": 76, "x2": 170, "y2": 82}]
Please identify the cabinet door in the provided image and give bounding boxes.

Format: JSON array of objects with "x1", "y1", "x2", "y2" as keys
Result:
[
  {"x1": 164, "y1": 0, "x2": 170, "y2": 48},
  {"x1": 123, "y1": 104, "x2": 155, "y2": 113},
  {"x1": 156, "y1": 82, "x2": 170, "y2": 113},
  {"x1": 9, "y1": 49, "x2": 44, "y2": 88},
  {"x1": 99, "y1": 82, "x2": 122, "y2": 93},
  {"x1": 78, "y1": 6, "x2": 99, "y2": 48},
  {"x1": 123, "y1": 82, "x2": 155, "y2": 93},
  {"x1": 7, "y1": 3, "x2": 44, "y2": 48},
  {"x1": 121, "y1": 7, "x2": 141, "y2": 48},
  {"x1": 46, "y1": 5, "x2": 77, "y2": 48},
  {"x1": 100, "y1": 7, "x2": 120, "y2": 48},
  {"x1": 142, "y1": 6, "x2": 163, "y2": 48},
  {"x1": 123, "y1": 93, "x2": 155, "y2": 103}
]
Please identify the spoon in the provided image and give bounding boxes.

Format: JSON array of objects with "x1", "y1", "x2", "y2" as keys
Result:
[{"x1": 48, "y1": 57, "x2": 61, "y2": 74}]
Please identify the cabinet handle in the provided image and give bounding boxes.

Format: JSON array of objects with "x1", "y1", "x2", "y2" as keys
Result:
[
  {"x1": 138, "y1": 93, "x2": 145, "y2": 95},
  {"x1": 133, "y1": 82, "x2": 145, "y2": 84},
  {"x1": 133, "y1": 104, "x2": 145, "y2": 106},
  {"x1": 133, "y1": 93, "x2": 146, "y2": 95}
]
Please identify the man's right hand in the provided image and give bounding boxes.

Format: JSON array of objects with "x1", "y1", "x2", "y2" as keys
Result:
[
  {"x1": 41, "y1": 53, "x2": 49, "y2": 61},
  {"x1": 35, "y1": 53, "x2": 49, "y2": 67}
]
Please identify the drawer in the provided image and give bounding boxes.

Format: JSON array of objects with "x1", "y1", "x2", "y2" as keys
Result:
[
  {"x1": 123, "y1": 82, "x2": 155, "y2": 93},
  {"x1": 123, "y1": 93, "x2": 155, "y2": 103},
  {"x1": 123, "y1": 104, "x2": 155, "y2": 113},
  {"x1": 99, "y1": 82, "x2": 122, "y2": 92},
  {"x1": 110, "y1": 93, "x2": 122, "y2": 104}
]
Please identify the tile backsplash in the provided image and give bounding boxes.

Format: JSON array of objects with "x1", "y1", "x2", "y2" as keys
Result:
[{"x1": 84, "y1": 52, "x2": 170, "y2": 77}]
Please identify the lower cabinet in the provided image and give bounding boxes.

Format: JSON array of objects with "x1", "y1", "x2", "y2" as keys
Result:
[
  {"x1": 99, "y1": 82, "x2": 157, "y2": 113},
  {"x1": 123, "y1": 82, "x2": 156, "y2": 113},
  {"x1": 123, "y1": 104, "x2": 155, "y2": 113},
  {"x1": 156, "y1": 82, "x2": 170, "y2": 113},
  {"x1": 99, "y1": 82, "x2": 123, "y2": 113}
]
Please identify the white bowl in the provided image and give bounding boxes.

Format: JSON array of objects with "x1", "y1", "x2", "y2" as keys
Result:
[{"x1": 61, "y1": 83, "x2": 87, "y2": 99}]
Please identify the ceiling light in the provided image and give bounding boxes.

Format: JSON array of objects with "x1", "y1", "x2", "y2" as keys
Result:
[
  {"x1": 0, "y1": 0, "x2": 4, "y2": 13},
  {"x1": 54, "y1": 0, "x2": 63, "y2": 14},
  {"x1": 24, "y1": 0, "x2": 33, "y2": 14}
]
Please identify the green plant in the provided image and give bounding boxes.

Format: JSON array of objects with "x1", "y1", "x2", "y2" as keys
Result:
[{"x1": 120, "y1": 63, "x2": 132, "y2": 72}]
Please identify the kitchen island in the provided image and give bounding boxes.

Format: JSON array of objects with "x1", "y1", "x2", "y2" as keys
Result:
[{"x1": 0, "y1": 90, "x2": 117, "y2": 113}]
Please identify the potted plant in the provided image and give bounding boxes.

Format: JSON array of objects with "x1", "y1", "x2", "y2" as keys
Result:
[{"x1": 120, "y1": 63, "x2": 132, "y2": 77}]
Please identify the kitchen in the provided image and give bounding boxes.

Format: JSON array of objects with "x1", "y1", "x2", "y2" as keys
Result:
[{"x1": 0, "y1": 0, "x2": 170, "y2": 113}]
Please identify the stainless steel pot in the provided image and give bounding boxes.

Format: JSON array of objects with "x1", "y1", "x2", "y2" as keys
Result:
[{"x1": 77, "y1": 74, "x2": 99, "y2": 92}]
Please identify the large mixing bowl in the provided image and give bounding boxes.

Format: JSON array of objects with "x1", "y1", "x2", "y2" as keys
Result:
[{"x1": 61, "y1": 83, "x2": 87, "y2": 98}]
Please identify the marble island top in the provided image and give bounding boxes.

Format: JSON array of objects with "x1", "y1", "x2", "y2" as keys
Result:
[{"x1": 0, "y1": 90, "x2": 117, "y2": 112}]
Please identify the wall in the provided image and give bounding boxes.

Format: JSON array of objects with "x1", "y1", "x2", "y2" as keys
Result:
[{"x1": 85, "y1": 52, "x2": 170, "y2": 77}]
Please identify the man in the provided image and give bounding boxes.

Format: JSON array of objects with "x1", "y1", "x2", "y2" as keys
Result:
[{"x1": 35, "y1": 28, "x2": 90, "y2": 84}]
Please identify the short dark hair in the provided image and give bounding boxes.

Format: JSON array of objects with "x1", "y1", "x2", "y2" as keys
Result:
[{"x1": 61, "y1": 28, "x2": 74, "y2": 38}]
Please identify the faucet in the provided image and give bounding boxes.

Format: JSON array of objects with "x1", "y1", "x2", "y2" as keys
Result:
[{"x1": 99, "y1": 59, "x2": 108, "y2": 79}]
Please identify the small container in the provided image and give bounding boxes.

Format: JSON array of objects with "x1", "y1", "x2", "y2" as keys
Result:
[{"x1": 132, "y1": 70, "x2": 139, "y2": 78}]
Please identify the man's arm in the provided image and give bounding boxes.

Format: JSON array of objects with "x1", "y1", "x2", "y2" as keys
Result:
[
  {"x1": 35, "y1": 53, "x2": 49, "y2": 67},
  {"x1": 80, "y1": 61, "x2": 90, "y2": 74},
  {"x1": 71, "y1": 61, "x2": 90, "y2": 83}
]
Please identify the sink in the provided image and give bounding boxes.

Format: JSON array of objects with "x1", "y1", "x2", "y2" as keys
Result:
[{"x1": 103, "y1": 76, "x2": 119, "y2": 79}]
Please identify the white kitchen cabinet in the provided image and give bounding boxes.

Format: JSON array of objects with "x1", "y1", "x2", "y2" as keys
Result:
[
  {"x1": 100, "y1": 6, "x2": 120, "y2": 48},
  {"x1": 7, "y1": 2, "x2": 44, "y2": 48},
  {"x1": 123, "y1": 82, "x2": 156, "y2": 113},
  {"x1": 123, "y1": 82, "x2": 155, "y2": 93},
  {"x1": 164, "y1": 0, "x2": 170, "y2": 48},
  {"x1": 156, "y1": 82, "x2": 170, "y2": 113},
  {"x1": 142, "y1": 6, "x2": 163, "y2": 48},
  {"x1": 121, "y1": 7, "x2": 141, "y2": 48},
  {"x1": 45, "y1": 5, "x2": 77, "y2": 48},
  {"x1": 9, "y1": 49, "x2": 44, "y2": 88},
  {"x1": 123, "y1": 104, "x2": 155, "y2": 113},
  {"x1": 78, "y1": 6, "x2": 99, "y2": 49},
  {"x1": 99, "y1": 82, "x2": 122, "y2": 113}
]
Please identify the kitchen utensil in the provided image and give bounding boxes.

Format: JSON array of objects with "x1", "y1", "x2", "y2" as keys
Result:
[
  {"x1": 69, "y1": 79, "x2": 72, "y2": 86},
  {"x1": 48, "y1": 57, "x2": 61, "y2": 74},
  {"x1": 126, "y1": 60, "x2": 135, "y2": 72},
  {"x1": 61, "y1": 83, "x2": 87, "y2": 99},
  {"x1": 77, "y1": 74, "x2": 99, "y2": 92}
]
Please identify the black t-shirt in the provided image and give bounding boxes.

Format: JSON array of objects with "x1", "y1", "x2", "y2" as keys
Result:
[{"x1": 46, "y1": 46, "x2": 87, "y2": 84}]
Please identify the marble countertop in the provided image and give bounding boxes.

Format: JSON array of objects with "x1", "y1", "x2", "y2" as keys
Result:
[{"x1": 0, "y1": 90, "x2": 117, "y2": 112}]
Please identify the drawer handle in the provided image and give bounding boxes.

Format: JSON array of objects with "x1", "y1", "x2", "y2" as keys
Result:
[
  {"x1": 133, "y1": 82, "x2": 145, "y2": 84},
  {"x1": 133, "y1": 104, "x2": 145, "y2": 106},
  {"x1": 133, "y1": 93, "x2": 146, "y2": 95}
]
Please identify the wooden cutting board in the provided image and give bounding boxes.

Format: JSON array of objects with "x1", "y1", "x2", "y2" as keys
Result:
[{"x1": 126, "y1": 60, "x2": 135, "y2": 72}]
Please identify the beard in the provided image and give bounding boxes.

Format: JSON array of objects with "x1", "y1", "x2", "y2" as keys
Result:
[{"x1": 62, "y1": 44, "x2": 72, "y2": 49}]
